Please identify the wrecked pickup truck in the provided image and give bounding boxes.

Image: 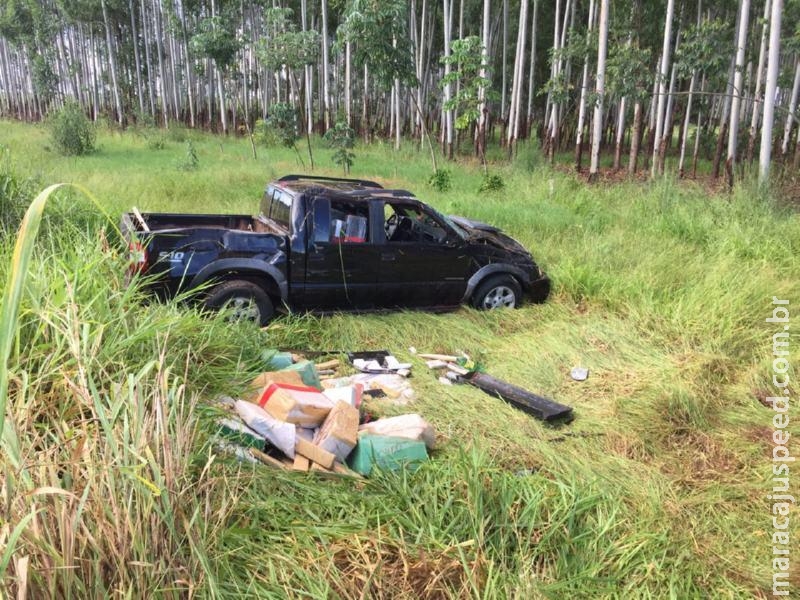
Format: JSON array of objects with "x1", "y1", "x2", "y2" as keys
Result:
[{"x1": 122, "y1": 175, "x2": 551, "y2": 325}]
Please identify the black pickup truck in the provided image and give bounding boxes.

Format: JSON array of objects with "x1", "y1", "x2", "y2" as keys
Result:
[{"x1": 122, "y1": 175, "x2": 550, "y2": 324}]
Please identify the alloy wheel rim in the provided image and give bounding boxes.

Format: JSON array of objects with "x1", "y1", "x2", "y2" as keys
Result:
[
  {"x1": 483, "y1": 286, "x2": 516, "y2": 309},
  {"x1": 226, "y1": 296, "x2": 261, "y2": 322}
]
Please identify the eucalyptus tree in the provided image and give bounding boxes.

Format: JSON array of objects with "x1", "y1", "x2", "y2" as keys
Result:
[
  {"x1": 338, "y1": 0, "x2": 417, "y2": 151},
  {"x1": 747, "y1": 0, "x2": 771, "y2": 164},
  {"x1": 256, "y1": 7, "x2": 319, "y2": 153},
  {"x1": 573, "y1": 0, "x2": 596, "y2": 172},
  {"x1": 726, "y1": 0, "x2": 751, "y2": 182},
  {"x1": 190, "y1": 7, "x2": 241, "y2": 134},
  {"x1": 440, "y1": 35, "x2": 491, "y2": 165},
  {"x1": 652, "y1": 0, "x2": 675, "y2": 177},
  {"x1": 589, "y1": 0, "x2": 609, "y2": 180},
  {"x1": 605, "y1": 41, "x2": 651, "y2": 173},
  {"x1": 759, "y1": 0, "x2": 782, "y2": 183},
  {"x1": 506, "y1": 0, "x2": 529, "y2": 153}
]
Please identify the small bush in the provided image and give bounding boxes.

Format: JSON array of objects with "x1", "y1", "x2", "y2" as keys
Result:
[
  {"x1": 323, "y1": 122, "x2": 356, "y2": 175},
  {"x1": 428, "y1": 168, "x2": 452, "y2": 192},
  {"x1": 478, "y1": 173, "x2": 505, "y2": 193},
  {"x1": 146, "y1": 135, "x2": 167, "y2": 150},
  {"x1": 167, "y1": 125, "x2": 190, "y2": 143},
  {"x1": 254, "y1": 118, "x2": 281, "y2": 147},
  {"x1": 176, "y1": 140, "x2": 199, "y2": 171},
  {"x1": 49, "y1": 101, "x2": 96, "y2": 156},
  {"x1": 0, "y1": 149, "x2": 39, "y2": 234}
]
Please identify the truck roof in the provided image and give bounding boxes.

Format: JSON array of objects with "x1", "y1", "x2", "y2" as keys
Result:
[{"x1": 272, "y1": 175, "x2": 420, "y2": 203}]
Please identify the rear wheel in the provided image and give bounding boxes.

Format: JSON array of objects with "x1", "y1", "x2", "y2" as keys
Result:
[
  {"x1": 471, "y1": 275, "x2": 522, "y2": 310},
  {"x1": 204, "y1": 280, "x2": 274, "y2": 326}
]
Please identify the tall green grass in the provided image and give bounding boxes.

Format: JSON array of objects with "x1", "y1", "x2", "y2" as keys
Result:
[{"x1": 1, "y1": 119, "x2": 798, "y2": 596}]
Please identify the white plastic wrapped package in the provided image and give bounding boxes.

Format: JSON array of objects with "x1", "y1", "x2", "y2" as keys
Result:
[
  {"x1": 358, "y1": 414, "x2": 436, "y2": 449},
  {"x1": 234, "y1": 400, "x2": 296, "y2": 458}
]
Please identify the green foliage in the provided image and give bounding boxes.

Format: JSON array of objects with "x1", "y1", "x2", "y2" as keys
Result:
[
  {"x1": 478, "y1": 173, "x2": 505, "y2": 193},
  {"x1": 146, "y1": 134, "x2": 167, "y2": 150},
  {"x1": 339, "y1": 0, "x2": 417, "y2": 90},
  {"x1": 31, "y1": 55, "x2": 58, "y2": 102},
  {"x1": 256, "y1": 8, "x2": 319, "y2": 70},
  {"x1": 166, "y1": 124, "x2": 190, "y2": 143},
  {"x1": 49, "y1": 100, "x2": 96, "y2": 156},
  {"x1": 427, "y1": 168, "x2": 452, "y2": 192},
  {"x1": 191, "y1": 16, "x2": 241, "y2": 70},
  {"x1": 176, "y1": 140, "x2": 199, "y2": 171},
  {"x1": 323, "y1": 121, "x2": 356, "y2": 174},
  {"x1": 675, "y1": 20, "x2": 731, "y2": 80},
  {"x1": 265, "y1": 103, "x2": 301, "y2": 149},
  {"x1": 0, "y1": 149, "x2": 39, "y2": 234},
  {"x1": 606, "y1": 44, "x2": 652, "y2": 104},
  {"x1": 441, "y1": 36, "x2": 493, "y2": 130}
]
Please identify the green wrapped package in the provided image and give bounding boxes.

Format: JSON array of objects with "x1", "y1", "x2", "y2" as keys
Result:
[
  {"x1": 347, "y1": 434, "x2": 428, "y2": 477},
  {"x1": 281, "y1": 360, "x2": 322, "y2": 389},
  {"x1": 216, "y1": 418, "x2": 267, "y2": 451},
  {"x1": 263, "y1": 350, "x2": 294, "y2": 370}
]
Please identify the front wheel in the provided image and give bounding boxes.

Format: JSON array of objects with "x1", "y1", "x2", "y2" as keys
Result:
[
  {"x1": 471, "y1": 275, "x2": 522, "y2": 310},
  {"x1": 204, "y1": 280, "x2": 274, "y2": 326}
]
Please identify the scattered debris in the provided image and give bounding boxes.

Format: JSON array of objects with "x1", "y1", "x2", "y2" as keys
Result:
[
  {"x1": 426, "y1": 359, "x2": 449, "y2": 370},
  {"x1": 233, "y1": 400, "x2": 296, "y2": 457},
  {"x1": 323, "y1": 373, "x2": 415, "y2": 404},
  {"x1": 256, "y1": 382, "x2": 334, "y2": 427},
  {"x1": 358, "y1": 414, "x2": 436, "y2": 449},
  {"x1": 416, "y1": 348, "x2": 574, "y2": 423},
  {"x1": 570, "y1": 366, "x2": 589, "y2": 381},
  {"x1": 348, "y1": 435, "x2": 429, "y2": 477},
  {"x1": 313, "y1": 401, "x2": 360, "y2": 461},
  {"x1": 214, "y1": 351, "x2": 431, "y2": 479},
  {"x1": 418, "y1": 353, "x2": 461, "y2": 362},
  {"x1": 466, "y1": 372, "x2": 573, "y2": 422},
  {"x1": 349, "y1": 350, "x2": 412, "y2": 376}
]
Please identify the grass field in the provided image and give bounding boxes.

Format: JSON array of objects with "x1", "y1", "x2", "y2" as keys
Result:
[{"x1": 1, "y1": 119, "x2": 798, "y2": 598}]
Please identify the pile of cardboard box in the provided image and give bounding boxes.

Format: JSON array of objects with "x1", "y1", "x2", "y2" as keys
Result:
[{"x1": 216, "y1": 354, "x2": 434, "y2": 477}]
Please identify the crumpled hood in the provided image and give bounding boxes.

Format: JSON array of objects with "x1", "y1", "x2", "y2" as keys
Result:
[{"x1": 449, "y1": 215, "x2": 530, "y2": 256}]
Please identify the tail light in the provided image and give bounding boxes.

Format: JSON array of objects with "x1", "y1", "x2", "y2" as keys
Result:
[{"x1": 127, "y1": 240, "x2": 149, "y2": 277}]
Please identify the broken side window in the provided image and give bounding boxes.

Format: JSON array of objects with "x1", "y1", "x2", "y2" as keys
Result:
[
  {"x1": 384, "y1": 202, "x2": 448, "y2": 244},
  {"x1": 330, "y1": 200, "x2": 369, "y2": 243}
]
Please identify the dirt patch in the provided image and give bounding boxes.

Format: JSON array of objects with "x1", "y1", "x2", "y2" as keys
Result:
[
  {"x1": 659, "y1": 430, "x2": 745, "y2": 488},
  {"x1": 324, "y1": 535, "x2": 485, "y2": 599}
]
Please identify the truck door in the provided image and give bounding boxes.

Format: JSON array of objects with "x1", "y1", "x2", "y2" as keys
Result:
[
  {"x1": 375, "y1": 200, "x2": 471, "y2": 307},
  {"x1": 301, "y1": 197, "x2": 380, "y2": 310}
]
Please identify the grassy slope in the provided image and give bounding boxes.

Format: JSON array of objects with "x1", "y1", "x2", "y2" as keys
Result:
[{"x1": 1, "y1": 120, "x2": 798, "y2": 597}]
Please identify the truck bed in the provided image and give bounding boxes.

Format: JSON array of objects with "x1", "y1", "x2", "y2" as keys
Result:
[{"x1": 128, "y1": 212, "x2": 286, "y2": 235}]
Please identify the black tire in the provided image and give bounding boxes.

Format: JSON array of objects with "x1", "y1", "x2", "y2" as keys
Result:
[
  {"x1": 204, "y1": 280, "x2": 274, "y2": 326},
  {"x1": 471, "y1": 274, "x2": 523, "y2": 310}
]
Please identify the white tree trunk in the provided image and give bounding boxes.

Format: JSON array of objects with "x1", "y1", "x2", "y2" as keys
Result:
[
  {"x1": 321, "y1": 0, "x2": 331, "y2": 131},
  {"x1": 589, "y1": 0, "x2": 609, "y2": 178},
  {"x1": 101, "y1": 0, "x2": 123, "y2": 125},
  {"x1": 781, "y1": 58, "x2": 800, "y2": 156},
  {"x1": 506, "y1": 0, "x2": 528, "y2": 149},
  {"x1": 443, "y1": 0, "x2": 454, "y2": 158},
  {"x1": 478, "y1": 0, "x2": 491, "y2": 158},
  {"x1": 678, "y1": 70, "x2": 697, "y2": 175},
  {"x1": 652, "y1": 0, "x2": 675, "y2": 176},
  {"x1": 301, "y1": 0, "x2": 313, "y2": 133},
  {"x1": 727, "y1": 0, "x2": 751, "y2": 164},
  {"x1": 526, "y1": 0, "x2": 538, "y2": 128},
  {"x1": 748, "y1": 0, "x2": 770, "y2": 162},
  {"x1": 759, "y1": 0, "x2": 782, "y2": 183},
  {"x1": 574, "y1": 0, "x2": 596, "y2": 170}
]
